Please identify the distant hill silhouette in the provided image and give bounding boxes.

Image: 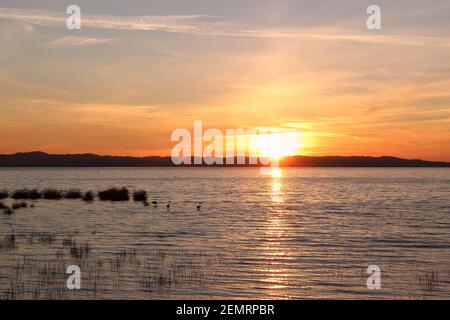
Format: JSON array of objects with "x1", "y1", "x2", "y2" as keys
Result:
[{"x1": 0, "y1": 152, "x2": 449, "y2": 167}]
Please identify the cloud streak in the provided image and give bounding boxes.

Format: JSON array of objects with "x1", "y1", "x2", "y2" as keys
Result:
[
  {"x1": 1, "y1": 7, "x2": 450, "y2": 48},
  {"x1": 46, "y1": 36, "x2": 113, "y2": 47},
  {"x1": 0, "y1": 8, "x2": 220, "y2": 33}
]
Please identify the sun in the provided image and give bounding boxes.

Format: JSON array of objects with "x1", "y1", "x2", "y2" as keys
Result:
[{"x1": 250, "y1": 132, "x2": 302, "y2": 159}]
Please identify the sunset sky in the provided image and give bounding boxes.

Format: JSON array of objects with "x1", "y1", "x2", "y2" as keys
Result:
[{"x1": 0, "y1": 0, "x2": 449, "y2": 160}]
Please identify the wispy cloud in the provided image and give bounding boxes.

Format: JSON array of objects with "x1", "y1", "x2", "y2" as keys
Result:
[
  {"x1": 0, "y1": 7, "x2": 220, "y2": 33},
  {"x1": 242, "y1": 28, "x2": 450, "y2": 48},
  {"x1": 1, "y1": 7, "x2": 450, "y2": 48},
  {"x1": 46, "y1": 36, "x2": 113, "y2": 47}
]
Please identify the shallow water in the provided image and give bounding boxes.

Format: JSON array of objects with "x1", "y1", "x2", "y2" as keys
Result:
[{"x1": 0, "y1": 167, "x2": 450, "y2": 299}]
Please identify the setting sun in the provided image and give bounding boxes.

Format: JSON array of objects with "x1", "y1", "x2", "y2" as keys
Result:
[{"x1": 250, "y1": 132, "x2": 302, "y2": 159}]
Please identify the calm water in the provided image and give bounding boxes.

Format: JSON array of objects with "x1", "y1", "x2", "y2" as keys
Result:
[{"x1": 1, "y1": 167, "x2": 450, "y2": 299}]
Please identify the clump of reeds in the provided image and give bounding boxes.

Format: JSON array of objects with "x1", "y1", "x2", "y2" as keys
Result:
[
  {"x1": 37, "y1": 233, "x2": 55, "y2": 244},
  {"x1": 98, "y1": 187, "x2": 129, "y2": 201},
  {"x1": 69, "y1": 241, "x2": 91, "y2": 259},
  {"x1": 12, "y1": 202, "x2": 27, "y2": 210},
  {"x1": 12, "y1": 189, "x2": 41, "y2": 200},
  {"x1": 29, "y1": 189, "x2": 42, "y2": 199},
  {"x1": 110, "y1": 250, "x2": 136, "y2": 270},
  {"x1": 0, "y1": 189, "x2": 8, "y2": 199},
  {"x1": 62, "y1": 238, "x2": 75, "y2": 247},
  {"x1": 64, "y1": 189, "x2": 82, "y2": 199},
  {"x1": 42, "y1": 189, "x2": 63, "y2": 200},
  {"x1": 0, "y1": 234, "x2": 16, "y2": 251},
  {"x1": 419, "y1": 270, "x2": 440, "y2": 291},
  {"x1": 133, "y1": 190, "x2": 148, "y2": 202},
  {"x1": 82, "y1": 191, "x2": 94, "y2": 202}
]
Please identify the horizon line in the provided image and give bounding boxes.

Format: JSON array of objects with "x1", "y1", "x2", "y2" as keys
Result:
[{"x1": 1, "y1": 151, "x2": 449, "y2": 165}]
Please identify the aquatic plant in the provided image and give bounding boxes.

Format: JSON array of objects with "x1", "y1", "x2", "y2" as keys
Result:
[
  {"x1": 98, "y1": 187, "x2": 129, "y2": 201},
  {"x1": 12, "y1": 189, "x2": 42, "y2": 200},
  {"x1": 0, "y1": 234, "x2": 16, "y2": 251},
  {"x1": 42, "y1": 189, "x2": 63, "y2": 200},
  {"x1": 64, "y1": 189, "x2": 82, "y2": 199},
  {"x1": 419, "y1": 270, "x2": 440, "y2": 291},
  {"x1": 133, "y1": 190, "x2": 148, "y2": 202},
  {"x1": 29, "y1": 189, "x2": 42, "y2": 200},
  {"x1": 69, "y1": 241, "x2": 91, "y2": 259},
  {"x1": 0, "y1": 189, "x2": 8, "y2": 199},
  {"x1": 82, "y1": 191, "x2": 94, "y2": 201},
  {"x1": 36, "y1": 233, "x2": 55, "y2": 244},
  {"x1": 62, "y1": 238, "x2": 76, "y2": 247}
]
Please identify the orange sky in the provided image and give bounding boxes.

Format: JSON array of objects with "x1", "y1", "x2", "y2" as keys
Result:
[{"x1": 0, "y1": 1, "x2": 449, "y2": 161}]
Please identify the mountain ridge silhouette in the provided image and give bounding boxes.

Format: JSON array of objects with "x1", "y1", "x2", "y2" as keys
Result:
[{"x1": 0, "y1": 151, "x2": 449, "y2": 167}]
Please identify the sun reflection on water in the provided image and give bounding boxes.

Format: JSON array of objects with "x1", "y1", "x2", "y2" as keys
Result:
[
  {"x1": 270, "y1": 168, "x2": 283, "y2": 203},
  {"x1": 270, "y1": 167, "x2": 282, "y2": 178},
  {"x1": 261, "y1": 167, "x2": 291, "y2": 297}
]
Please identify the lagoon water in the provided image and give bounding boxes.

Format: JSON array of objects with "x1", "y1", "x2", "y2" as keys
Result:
[{"x1": 1, "y1": 167, "x2": 450, "y2": 299}]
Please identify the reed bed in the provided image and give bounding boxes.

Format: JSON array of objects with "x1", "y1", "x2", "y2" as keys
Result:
[
  {"x1": 0, "y1": 187, "x2": 171, "y2": 214},
  {"x1": 64, "y1": 189, "x2": 82, "y2": 199},
  {"x1": 133, "y1": 190, "x2": 147, "y2": 202},
  {"x1": 12, "y1": 189, "x2": 41, "y2": 200},
  {"x1": 35, "y1": 232, "x2": 56, "y2": 244},
  {"x1": 69, "y1": 241, "x2": 92, "y2": 259},
  {"x1": 0, "y1": 190, "x2": 8, "y2": 199},
  {"x1": 82, "y1": 191, "x2": 94, "y2": 201},
  {"x1": 42, "y1": 189, "x2": 63, "y2": 200},
  {"x1": 0, "y1": 187, "x2": 156, "y2": 204},
  {"x1": 98, "y1": 187, "x2": 130, "y2": 201},
  {"x1": 0, "y1": 234, "x2": 16, "y2": 251},
  {"x1": 0, "y1": 229, "x2": 217, "y2": 299}
]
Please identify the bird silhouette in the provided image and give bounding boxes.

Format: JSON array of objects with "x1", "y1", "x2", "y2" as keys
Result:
[
  {"x1": 196, "y1": 202, "x2": 202, "y2": 210},
  {"x1": 151, "y1": 201, "x2": 158, "y2": 207},
  {"x1": 166, "y1": 201, "x2": 171, "y2": 209}
]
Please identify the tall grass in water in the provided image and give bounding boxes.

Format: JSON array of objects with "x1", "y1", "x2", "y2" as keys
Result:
[
  {"x1": 42, "y1": 189, "x2": 63, "y2": 200},
  {"x1": 98, "y1": 187, "x2": 129, "y2": 201},
  {"x1": 419, "y1": 270, "x2": 440, "y2": 291},
  {"x1": 82, "y1": 191, "x2": 94, "y2": 202},
  {"x1": 64, "y1": 189, "x2": 82, "y2": 199},
  {"x1": 12, "y1": 189, "x2": 41, "y2": 200},
  {"x1": 133, "y1": 190, "x2": 148, "y2": 202},
  {"x1": 0, "y1": 234, "x2": 16, "y2": 251},
  {"x1": 69, "y1": 241, "x2": 91, "y2": 259},
  {"x1": 0, "y1": 190, "x2": 8, "y2": 199}
]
